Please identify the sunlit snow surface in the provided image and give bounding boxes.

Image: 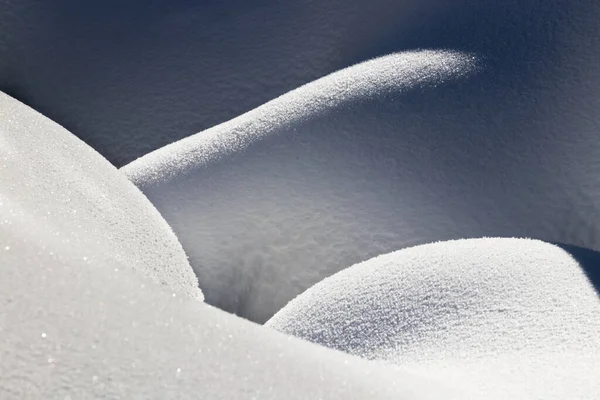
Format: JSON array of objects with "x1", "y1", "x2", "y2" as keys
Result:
[
  {"x1": 0, "y1": 92, "x2": 473, "y2": 399},
  {"x1": 124, "y1": 42, "x2": 600, "y2": 323},
  {"x1": 124, "y1": 50, "x2": 483, "y2": 322},
  {"x1": 1, "y1": 233, "x2": 471, "y2": 399},
  {"x1": 0, "y1": 92, "x2": 202, "y2": 299},
  {"x1": 267, "y1": 238, "x2": 600, "y2": 398},
  {"x1": 2, "y1": 1, "x2": 600, "y2": 397}
]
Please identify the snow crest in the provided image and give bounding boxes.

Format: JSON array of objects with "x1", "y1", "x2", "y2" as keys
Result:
[
  {"x1": 0, "y1": 91, "x2": 479, "y2": 400},
  {"x1": 123, "y1": 50, "x2": 481, "y2": 322},
  {"x1": 124, "y1": 37, "x2": 600, "y2": 323},
  {"x1": 267, "y1": 238, "x2": 600, "y2": 398},
  {"x1": 0, "y1": 91, "x2": 202, "y2": 299}
]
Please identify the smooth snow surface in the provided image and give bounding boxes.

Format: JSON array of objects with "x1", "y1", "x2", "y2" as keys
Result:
[
  {"x1": 0, "y1": 220, "x2": 471, "y2": 399},
  {"x1": 125, "y1": 24, "x2": 600, "y2": 323},
  {"x1": 0, "y1": 91, "x2": 481, "y2": 400},
  {"x1": 124, "y1": 50, "x2": 482, "y2": 322},
  {"x1": 267, "y1": 238, "x2": 600, "y2": 398},
  {"x1": 0, "y1": 0, "x2": 484, "y2": 165},
  {"x1": 0, "y1": 92, "x2": 202, "y2": 300},
  {"x1": 3, "y1": 1, "x2": 599, "y2": 167}
]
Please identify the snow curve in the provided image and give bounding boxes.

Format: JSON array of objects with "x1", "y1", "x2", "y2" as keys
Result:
[
  {"x1": 0, "y1": 91, "x2": 202, "y2": 299},
  {"x1": 267, "y1": 238, "x2": 600, "y2": 398},
  {"x1": 125, "y1": 25, "x2": 600, "y2": 323},
  {"x1": 1, "y1": 225, "x2": 474, "y2": 399},
  {"x1": 123, "y1": 50, "x2": 481, "y2": 322},
  {"x1": 0, "y1": 90, "x2": 481, "y2": 399}
]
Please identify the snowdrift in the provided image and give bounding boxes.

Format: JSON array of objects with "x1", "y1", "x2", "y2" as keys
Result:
[
  {"x1": 3, "y1": 1, "x2": 599, "y2": 167},
  {"x1": 0, "y1": 0, "x2": 477, "y2": 165},
  {"x1": 0, "y1": 91, "x2": 201, "y2": 299},
  {"x1": 123, "y1": 50, "x2": 485, "y2": 322},
  {"x1": 125, "y1": 33, "x2": 600, "y2": 323},
  {"x1": 267, "y1": 238, "x2": 600, "y2": 399},
  {"x1": 2, "y1": 231, "x2": 469, "y2": 399},
  {"x1": 1, "y1": 91, "x2": 471, "y2": 399}
]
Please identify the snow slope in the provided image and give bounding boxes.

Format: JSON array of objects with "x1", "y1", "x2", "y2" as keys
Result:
[
  {"x1": 267, "y1": 238, "x2": 600, "y2": 399},
  {"x1": 2, "y1": 232, "x2": 474, "y2": 399},
  {"x1": 3, "y1": 1, "x2": 599, "y2": 167},
  {"x1": 123, "y1": 50, "x2": 483, "y2": 322},
  {"x1": 0, "y1": 91, "x2": 201, "y2": 300},
  {"x1": 0, "y1": 0, "x2": 460, "y2": 165},
  {"x1": 124, "y1": 5, "x2": 600, "y2": 322},
  {"x1": 0, "y1": 91, "x2": 478, "y2": 399}
]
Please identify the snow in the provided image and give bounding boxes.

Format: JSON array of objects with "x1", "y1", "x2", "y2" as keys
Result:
[
  {"x1": 3, "y1": 1, "x2": 599, "y2": 167},
  {"x1": 0, "y1": 91, "x2": 202, "y2": 300},
  {"x1": 124, "y1": 28, "x2": 600, "y2": 324},
  {"x1": 2, "y1": 1, "x2": 600, "y2": 397},
  {"x1": 0, "y1": 0, "x2": 492, "y2": 166},
  {"x1": 2, "y1": 233, "x2": 476, "y2": 399},
  {"x1": 0, "y1": 90, "x2": 482, "y2": 400},
  {"x1": 267, "y1": 238, "x2": 600, "y2": 398},
  {"x1": 123, "y1": 50, "x2": 482, "y2": 322},
  {"x1": 0, "y1": 228, "x2": 482, "y2": 400}
]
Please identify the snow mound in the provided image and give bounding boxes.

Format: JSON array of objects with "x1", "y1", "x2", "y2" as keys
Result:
[
  {"x1": 0, "y1": 219, "x2": 472, "y2": 399},
  {"x1": 0, "y1": 0, "x2": 498, "y2": 166},
  {"x1": 3, "y1": 1, "x2": 599, "y2": 167},
  {"x1": 0, "y1": 91, "x2": 479, "y2": 399},
  {"x1": 125, "y1": 31, "x2": 600, "y2": 323},
  {"x1": 0, "y1": 91, "x2": 202, "y2": 300},
  {"x1": 123, "y1": 50, "x2": 480, "y2": 321},
  {"x1": 267, "y1": 238, "x2": 600, "y2": 398}
]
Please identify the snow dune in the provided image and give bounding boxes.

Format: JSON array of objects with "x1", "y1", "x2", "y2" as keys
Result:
[
  {"x1": 0, "y1": 0, "x2": 471, "y2": 165},
  {"x1": 123, "y1": 50, "x2": 483, "y2": 322},
  {"x1": 3, "y1": 1, "x2": 599, "y2": 168},
  {"x1": 1, "y1": 91, "x2": 474, "y2": 399},
  {"x1": 2, "y1": 230, "x2": 472, "y2": 399},
  {"x1": 124, "y1": 25, "x2": 600, "y2": 324},
  {"x1": 267, "y1": 238, "x2": 600, "y2": 399},
  {"x1": 0, "y1": 92, "x2": 201, "y2": 299}
]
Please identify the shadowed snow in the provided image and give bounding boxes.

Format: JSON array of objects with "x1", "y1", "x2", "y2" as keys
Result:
[
  {"x1": 123, "y1": 50, "x2": 481, "y2": 322},
  {"x1": 125, "y1": 33, "x2": 600, "y2": 323}
]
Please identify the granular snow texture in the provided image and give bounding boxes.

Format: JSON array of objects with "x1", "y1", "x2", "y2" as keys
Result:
[
  {"x1": 0, "y1": 91, "x2": 202, "y2": 299},
  {"x1": 267, "y1": 238, "x2": 600, "y2": 399}
]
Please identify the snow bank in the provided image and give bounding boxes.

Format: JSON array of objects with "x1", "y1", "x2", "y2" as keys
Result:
[
  {"x1": 123, "y1": 50, "x2": 481, "y2": 322},
  {"x1": 2, "y1": 1, "x2": 599, "y2": 167},
  {"x1": 0, "y1": 91, "x2": 201, "y2": 299},
  {"x1": 267, "y1": 238, "x2": 600, "y2": 398}
]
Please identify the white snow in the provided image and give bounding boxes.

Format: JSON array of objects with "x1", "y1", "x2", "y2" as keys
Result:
[
  {"x1": 123, "y1": 50, "x2": 482, "y2": 322},
  {"x1": 0, "y1": 91, "x2": 202, "y2": 300},
  {"x1": 2, "y1": 232, "x2": 476, "y2": 399},
  {"x1": 0, "y1": 0, "x2": 482, "y2": 165},
  {"x1": 3, "y1": 1, "x2": 599, "y2": 168},
  {"x1": 2, "y1": 1, "x2": 600, "y2": 397},
  {"x1": 0, "y1": 90, "x2": 483, "y2": 399},
  {"x1": 124, "y1": 37, "x2": 600, "y2": 323},
  {"x1": 267, "y1": 238, "x2": 600, "y2": 398},
  {"x1": 0, "y1": 228, "x2": 482, "y2": 400}
]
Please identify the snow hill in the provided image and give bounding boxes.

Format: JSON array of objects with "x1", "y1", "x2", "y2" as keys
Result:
[
  {"x1": 123, "y1": 50, "x2": 484, "y2": 322},
  {"x1": 0, "y1": 91, "x2": 201, "y2": 300},
  {"x1": 3, "y1": 1, "x2": 599, "y2": 166},
  {"x1": 125, "y1": 18, "x2": 600, "y2": 322},
  {"x1": 267, "y1": 238, "x2": 600, "y2": 399}
]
